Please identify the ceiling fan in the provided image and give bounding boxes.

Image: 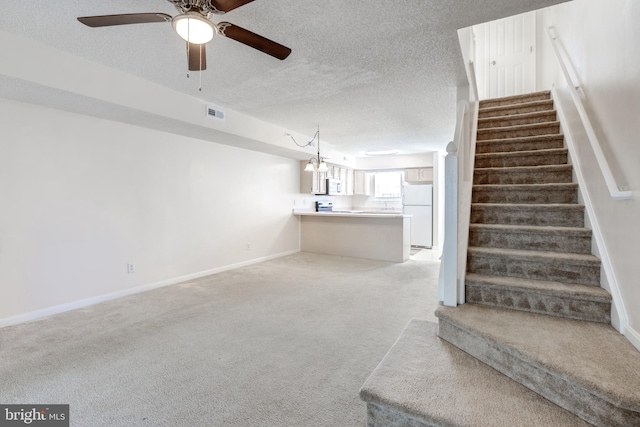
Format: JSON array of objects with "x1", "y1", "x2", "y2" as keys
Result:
[{"x1": 77, "y1": 0, "x2": 292, "y2": 71}]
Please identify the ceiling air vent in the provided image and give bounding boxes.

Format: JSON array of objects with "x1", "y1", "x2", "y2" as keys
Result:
[{"x1": 206, "y1": 104, "x2": 225, "y2": 121}]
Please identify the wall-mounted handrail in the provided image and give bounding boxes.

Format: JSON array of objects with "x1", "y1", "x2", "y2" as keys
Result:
[{"x1": 545, "y1": 26, "x2": 632, "y2": 200}]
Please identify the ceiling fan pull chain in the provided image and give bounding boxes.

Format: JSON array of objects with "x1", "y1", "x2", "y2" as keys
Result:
[
  {"x1": 187, "y1": 18, "x2": 192, "y2": 80},
  {"x1": 199, "y1": 44, "x2": 202, "y2": 91},
  {"x1": 186, "y1": 41, "x2": 190, "y2": 79}
]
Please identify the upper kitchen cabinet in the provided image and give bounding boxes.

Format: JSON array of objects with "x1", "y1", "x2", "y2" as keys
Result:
[
  {"x1": 342, "y1": 168, "x2": 354, "y2": 195},
  {"x1": 404, "y1": 167, "x2": 433, "y2": 183},
  {"x1": 353, "y1": 170, "x2": 370, "y2": 196}
]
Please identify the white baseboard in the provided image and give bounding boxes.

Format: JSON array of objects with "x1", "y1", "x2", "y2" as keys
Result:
[
  {"x1": 625, "y1": 325, "x2": 640, "y2": 353},
  {"x1": 0, "y1": 249, "x2": 300, "y2": 329}
]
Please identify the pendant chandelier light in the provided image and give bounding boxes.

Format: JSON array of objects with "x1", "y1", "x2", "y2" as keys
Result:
[{"x1": 288, "y1": 126, "x2": 328, "y2": 173}]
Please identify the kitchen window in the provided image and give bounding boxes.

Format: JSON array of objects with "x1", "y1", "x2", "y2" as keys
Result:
[{"x1": 374, "y1": 171, "x2": 402, "y2": 198}]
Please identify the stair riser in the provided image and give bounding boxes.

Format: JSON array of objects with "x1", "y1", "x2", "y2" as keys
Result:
[
  {"x1": 476, "y1": 138, "x2": 564, "y2": 154},
  {"x1": 478, "y1": 101, "x2": 554, "y2": 119},
  {"x1": 477, "y1": 123, "x2": 560, "y2": 141},
  {"x1": 480, "y1": 93, "x2": 551, "y2": 109},
  {"x1": 472, "y1": 188, "x2": 577, "y2": 204},
  {"x1": 465, "y1": 284, "x2": 610, "y2": 323},
  {"x1": 470, "y1": 206, "x2": 585, "y2": 227},
  {"x1": 366, "y1": 403, "x2": 428, "y2": 427},
  {"x1": 467, "y1": 254, "x2": 600, "y2": 286},
  {"x1": 437, "y1": 320, "x2": 639, "y2": 427},
  {"x1": 478, "y1": 112, "x2": 557, "y2": 129},
  {"x1": 474, "y1": 169, "x2": 573, "y2": 185},
  {"x1": 468, "y1": 229, "x2": 592, "y2": 254},
  {"x1": 475, "y1": 152, "x2": 567, "y2": 168}
]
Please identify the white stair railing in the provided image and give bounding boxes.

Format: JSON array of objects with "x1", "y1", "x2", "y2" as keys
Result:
[
  {"x1": 439, "y1": 26, "x2": 480, "y2": 306},
  {"x1": 440, "y1": 101, "x2": 478, "y2": 306},
  {"x1": 545, "y1": 27, "x2": 632, "y2": 200}
]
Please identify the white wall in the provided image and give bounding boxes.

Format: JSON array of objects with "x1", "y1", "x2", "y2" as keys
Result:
[
  {"x1": 0, "y1": 98, "x2": 301, "y2": 324},
  {"x1": 537, "y1": 0, "x2": 640, "y2": 345}
]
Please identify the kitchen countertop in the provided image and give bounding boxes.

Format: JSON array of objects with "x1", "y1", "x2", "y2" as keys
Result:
[{"x1": 293, "y1": 210, "x2": 409, "y2": 219}]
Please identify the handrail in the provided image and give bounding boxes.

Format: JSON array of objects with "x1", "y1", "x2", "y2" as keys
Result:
[
  {"x1": 452, "y1": 101, "x2": 469, "y2": 148},
  {"x1": 545, "y1": 27, "x2": 632, "y2": 199},
  {"x1": 467, "y1": 26, "x2": 479, "y2": 102},
  {"x1": 469, "y1": 60, "x2": 479, "y2": 102}
]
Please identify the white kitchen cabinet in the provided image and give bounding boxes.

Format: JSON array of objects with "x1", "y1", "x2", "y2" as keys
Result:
[
  {"x1": 339, "y1": 168, "x2": 350, "y2": 195},
  {"x1": 346, "y1": 169, "x2": 354, "y2": 195},
  {"x1": 327, "y1": 166, "x2": 336, "y2": 179},
  {"x1": 404, "y1": 168, "x2": 433, "y2": 183},
  {"x1": 354, "y1": 170, "x2": 370, "y2": 195}
]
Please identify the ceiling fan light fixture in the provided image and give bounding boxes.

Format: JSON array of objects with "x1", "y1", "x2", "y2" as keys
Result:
[{"x1": 172, "y1": 13, "x2": 216, "y2": 44}]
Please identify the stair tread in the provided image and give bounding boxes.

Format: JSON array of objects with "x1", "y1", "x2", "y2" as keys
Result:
[
  {"x1": 359, "y1": 319, "x2": 591, "y2": 427},
  {"x1": 475, "y1": 164, "x2": 573, "y2": 172},
  {"x1": 469, "y1": 223, "x2": 592, "y2": 236},
  {"x1": 465, "y1": 273, "x2": 610, "y2": 301},
  {"x1": 475, "y1": 147, "x2": 568, "y2": 158},
  {"x1": 435, "y1": 305, "x2": 640, "y2": 412},
  {"x1": 468, "y1": 246, "x2": 600, "y2": 265}
]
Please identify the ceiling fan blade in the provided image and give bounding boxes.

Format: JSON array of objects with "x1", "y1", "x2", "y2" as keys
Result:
[
  {"x1": 187, "y1": 43, "x2": 207, "y2": 71},
  {"x1": 77, "y1": 13, "x2": 171, "y2": 28},
  {"x1": 209, "y1": 0, "x2": 256, "y2": 14},
  {"x1": 217, "y1": 22, "x2": 291, "y2": 60}
]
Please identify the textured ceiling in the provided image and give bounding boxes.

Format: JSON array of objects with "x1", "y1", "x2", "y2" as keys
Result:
[{"x1": 0, "y1": 0, "x2": 570, "y2": 157}]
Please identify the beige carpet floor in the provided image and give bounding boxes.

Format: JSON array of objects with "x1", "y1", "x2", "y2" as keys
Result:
[{"x1": 0, "y1": 251, "x2": 440, "y2": 426}]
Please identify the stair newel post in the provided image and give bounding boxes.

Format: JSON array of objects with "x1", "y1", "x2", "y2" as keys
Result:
[{"x1": 442, "y1": 140, "x2": 459, "y2": 306}]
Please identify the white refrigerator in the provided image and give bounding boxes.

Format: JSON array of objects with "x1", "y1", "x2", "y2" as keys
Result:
[{"x1": 402, "y1": 184, "x2": 433, "y2": 248}]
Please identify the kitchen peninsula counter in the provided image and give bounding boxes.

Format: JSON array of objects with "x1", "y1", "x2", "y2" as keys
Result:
[{"x1": 294, "y1": 210, "x2": 411, "y2": 262}]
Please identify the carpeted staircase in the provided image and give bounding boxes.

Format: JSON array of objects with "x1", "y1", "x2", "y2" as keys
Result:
[{"x1": 360, "y1": 91, "x2": 640, "y2": 426}]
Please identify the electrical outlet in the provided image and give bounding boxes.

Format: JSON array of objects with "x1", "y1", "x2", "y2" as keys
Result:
[
  {"x1": 246, "y1": 243, "x2": 251, "y2": 250},
  {"x1": 127, "y1": 263, "x2": 135, "y2": 274}
]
